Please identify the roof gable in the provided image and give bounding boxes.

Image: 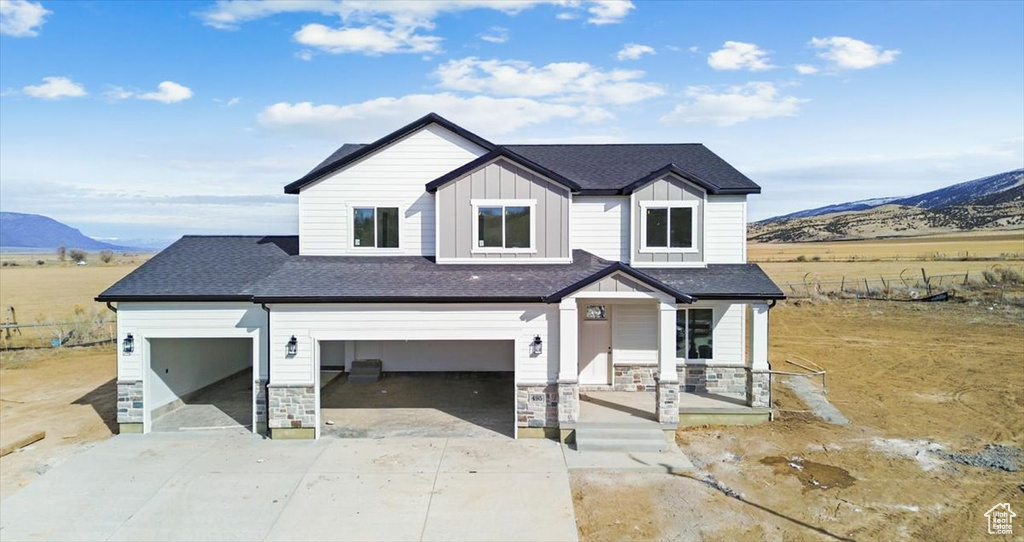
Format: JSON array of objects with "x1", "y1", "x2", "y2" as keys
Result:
[
  {"x1": 545, "y1": 262, "x2": 695, "y2": 303},
  {"x1": 284, "y1": 112, "x2": 495, "y2": 194},
  {"x1": 425, "y1": 147, "x2": 582, "y2": 194}
]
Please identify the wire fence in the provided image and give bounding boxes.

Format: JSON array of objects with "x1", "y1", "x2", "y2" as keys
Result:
[
  {"x1": 782, "y1": 265, "x2": 1024, "y2": 300},
  {"x1": 1, "y1": 319, "x2": 116, "y2": 350}
]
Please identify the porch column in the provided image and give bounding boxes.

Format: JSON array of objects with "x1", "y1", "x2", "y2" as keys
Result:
[
  {"x1": 748, "y1": 302, "x2": 771, "y2": 408},
  {"x1": 557, "y1": 299, "x2": 579, "y2": 427},
  {"x1": 656, "y1": 300, "x2": 680, "y2": 425}
]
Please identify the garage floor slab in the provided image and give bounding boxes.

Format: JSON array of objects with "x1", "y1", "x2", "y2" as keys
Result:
[
  {"x1": 152, "y1": 373, "x2": 252, "y2": 432},
  {"x1": 0, "y1": 431, "x2": 578, "y2": 542}
]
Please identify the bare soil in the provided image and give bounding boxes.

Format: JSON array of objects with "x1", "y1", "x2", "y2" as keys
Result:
[
  {"x1": 0, "y1": 346, "x2": 117, "y2": 499},
  {"x1": 572, "y1": 299, "x2": 1024, "y2": 541}
]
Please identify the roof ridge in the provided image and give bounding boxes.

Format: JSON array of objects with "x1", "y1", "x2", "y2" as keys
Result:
[{"x1": 505, "y1": 143, "x2": 706, "y2": 147}]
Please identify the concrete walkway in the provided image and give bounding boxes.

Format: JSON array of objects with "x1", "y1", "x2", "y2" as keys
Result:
[{"x1": 0, "y1": 431, "x2": 578, "y2": 542}]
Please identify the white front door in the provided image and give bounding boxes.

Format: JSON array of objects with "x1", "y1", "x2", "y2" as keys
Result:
[{"x1": 578, "y1": 304, "x2": 612, "y2": 385}]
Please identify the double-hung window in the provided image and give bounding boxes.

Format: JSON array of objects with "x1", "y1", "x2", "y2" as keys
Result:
[
  {"x1": 472, "y1": 200, "x2": 535, "y2": 252},
  {"x1": 675, "y1": 308, "x2": 713, "y2": 359},
  {"x1": 352, "y1": 206, "x2": 399, "y2": 248},
  {"x1": 641, "y1": 201, "x2": 697, "y2": 252}
]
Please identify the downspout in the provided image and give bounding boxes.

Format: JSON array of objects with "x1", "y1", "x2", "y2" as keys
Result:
[
  {"x1": 105, "y1": 301, "x2": 117, "y2": 313},
  {"x1": 261, "y1": 303, "x2": 271, "y2": 436}
]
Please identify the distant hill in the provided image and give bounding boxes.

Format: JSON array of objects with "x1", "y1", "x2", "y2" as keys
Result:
[
  {"x1": 0, "y1": 212, "x2": 126, "y2": 251},
  {"x1": 750, "y1": 169, "x2": 1024, "y2": 242}
]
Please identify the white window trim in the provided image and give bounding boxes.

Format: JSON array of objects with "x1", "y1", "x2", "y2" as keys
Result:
[
  {"x1": 348, "y1": 204, "x2": 403, "y2": 251},
  {"x1": 639, "y1": 200, "x2": 699, "y2": 254},
  {"x1": 675, "y1": 306, "x2": 715, "y2": 362},
  {"x1": 470, "y1": 199, "x2": 538, "y2": 254}
]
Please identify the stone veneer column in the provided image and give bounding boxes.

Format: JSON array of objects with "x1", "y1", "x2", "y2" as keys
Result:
[
  {"x1": 268, "y1": 384, "x2": 316, "y2": 439},
  {"x1": 747, "y1": 370, "x2": 771, "y2": 408},
  {"x1": 116, "y1": 380, "x2": 144, "y2": 433},
  {"x1": 516, "y1": 383, "x2": 558, "y2": 437},
  {"x1": 657, "y1": 301, "x2": 680, "y2": 426},
  {"x1": 749, "y1": 302, "x2": 772, "y2": 409},
  {"x1": 655, "y1": 379, "x2": 679, "y2": 425},
  {"x1": 254, "y1": 379, "x2": 268, "y2": 434}
]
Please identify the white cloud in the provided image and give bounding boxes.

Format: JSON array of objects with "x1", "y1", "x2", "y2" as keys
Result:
[
  {"x1": 293, "y1": 23, "x2": 442, "y2": 55},
  {"x1": 707, "y1": 41, "x2": 774, "y2": 71},
  {"x1": 257, "y1": 93, "x2": 612, "y2": 139},
  {"x1": 660, "y1": 82, "x2": 805, "y2": 126},
  {"x1": 104, "y1": 86, "x2": 134, "y2": 100},
  {"x1": 616, "y1": 43, "x2": 655, "y2": 61},
  {"x1": 225, "y1": 97, "x2": 241, "y2": 107},
  {"x1": 137, "y1": 81, "x2": 193, "y2": 103},
  {"x1": 295, "y1": 50, "x2": 314, "y2": 61},
  {"x1": 810, "y1": 36, "x2": 899, "y2": 70},
  {"x1": 555, "y1": 11, "x2": 578, "y2": 20},
  {"x1": 480, "y1": 26, "x2": 509, "y2": 44},
  {"x1": 586, "y1": 0, "x2": 634, "y2": 25},
  {"x1": 434, "y1": 57, "x2": 663, "y2": 105},
  {"x1": 794, "y1": 64, "x2": 818, "y2": 75},
  {"x1": 22, "y1": 76, "x2": 87, "y2": 100},
  {"x1": 0, "y1": 0, "x2": 50, "y2": 37},
  {"x1": 199, "y1": 2, "x2": 635, "y2": 56}
]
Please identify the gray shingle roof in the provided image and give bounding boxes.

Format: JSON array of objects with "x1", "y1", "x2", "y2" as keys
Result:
[
  {"x1": 97, "y1": 236, "x2": 783, "y2": 302},
  {"x1": 505, "y1": 144, "x2": 759, "y2": 193},
  {"x1": 96, "y1": 236, "x2": 296, "y2": 301},
  {"x1": 644, "y1": 265, "x2": 785, "y2": 299},
  {"x1": 285, "y1": 113, "x2": 760, "y2": 195}
]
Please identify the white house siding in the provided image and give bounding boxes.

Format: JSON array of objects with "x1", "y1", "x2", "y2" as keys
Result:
[
  {"x1": 704, "y1": 195, "x2": 748, "y2": 263},
  {"x1": 570, "y1": 196, "x2": 630, "y2": 262},
  {"x1": 298, "y1": 124, "x2": 487, "y2": 256},
  {"x1": 611, "y1": 303, "x2": 659, "y2": 366},
  {"x1": 683, "y1": 301, "x2": 745, "y2": 366},
  {"x1": 116, "y1": 302, "x2": 267, "y2": 382},
  {"x1": 268, "y1": 304, "x2": 559, "y2": 386},
  {"x1": 347, "y1": 340, "x2": 513, "y2": 372}
]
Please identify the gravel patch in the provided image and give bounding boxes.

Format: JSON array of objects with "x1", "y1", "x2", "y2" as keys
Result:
[
  {"x1": 780, "y1": 376, "x2": 850, "y2": 425},
  {"x1": 940, "y1": 444, "x2": 1023, "y2": 472}
]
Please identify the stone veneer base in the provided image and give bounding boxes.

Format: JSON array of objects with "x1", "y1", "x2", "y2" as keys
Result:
[
  {"x1": 119, "y1": 423, "x2": 143, "y2": 434},
  {"x1": 612, "y1": 365, "x2": 658, "y2": 391},
  {"x1": 516, "y1": 384, "x2": 557, "y2": 429},
  {"x1": 267, "y1": 385, "x2": 316, "y2": 430}
]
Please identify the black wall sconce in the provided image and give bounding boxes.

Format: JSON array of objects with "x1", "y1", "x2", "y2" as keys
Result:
[
  {"x1": 286, "y1": 335, "x2": 298, "y2": 357},
  {"x1": 530, "y1": 335, "x2": 543, "y2": 356},
  {"x1": 122, "y1": 333, "x2": 134, "y2": 355}
]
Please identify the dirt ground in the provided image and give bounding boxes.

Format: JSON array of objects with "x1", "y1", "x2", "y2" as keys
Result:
[
  {"x1": 0, "y1": 346, "x2": 117, "y2": 499},
  {"x1": 573, "y1": 299, "x2": 1024, "y2": 542}
]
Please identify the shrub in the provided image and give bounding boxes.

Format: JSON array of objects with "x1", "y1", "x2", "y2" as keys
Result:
[
  {"x1": 68, "y1": 249, "x2": 87, "y2": 263},
  {"x1": 57, "y1": 245, "x2": 66, "y2": 261},
  {"x1": 796, "y1": 255, "x2": 807, "y2": 262},
  {"x1": 99, "y1": 250, "x2": 114, "y2": 263},
  {"x1": 36, "y1": 260, "x2": 44, "y2": 266},
  {"x1": 811, "y1": 255, "x2": 821, "y2": 262}
]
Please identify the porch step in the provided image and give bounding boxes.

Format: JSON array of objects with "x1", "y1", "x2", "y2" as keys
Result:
[
  {"x1": 348, "y1": 359, "x2": 382, "y2": 383},
  {"x1": 574, "y1": 424, "x2": 667, "y2": 453}
]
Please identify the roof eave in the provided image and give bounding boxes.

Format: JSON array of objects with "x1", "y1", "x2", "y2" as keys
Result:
[
  {"x1": 544, "y1": 263, "x2": 696, "y2": 304},
  {"x1": 251, "y1": 295, "x2": 549, "y2": 304},
  {"x1": 94, "y1": 294, "x2": 254, "y2": 303},
  {"x1": 284, "y1": 112, "x2": 497, "y2": 194}
]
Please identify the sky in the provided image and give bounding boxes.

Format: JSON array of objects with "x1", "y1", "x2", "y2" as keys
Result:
[{"x1": 1, "y1": 0, "x2": 1022, "y2": 243}]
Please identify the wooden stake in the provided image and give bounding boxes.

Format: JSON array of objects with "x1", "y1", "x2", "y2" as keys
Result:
[{"x1": 0, "y1": 431, "x2": 45, "y2": 457}]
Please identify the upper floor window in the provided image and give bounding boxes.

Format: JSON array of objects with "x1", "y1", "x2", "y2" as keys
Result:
[
  {"x1": 352, "y1": 206, "x2": 399, "y2": 248},
  {"x1": 675, "y1": 308, "x2": 713, "y2": 359},
  {"x1": 472, "y1": 200, "x2": 536, "y2": 253},
  {"x1": 640, "y1": 201, "x2": 697, "y2": 253}
]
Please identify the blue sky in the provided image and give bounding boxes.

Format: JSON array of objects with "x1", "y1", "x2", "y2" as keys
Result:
[{"x1": 1, "y1": 0, "x2": 1022, "y2": 243}]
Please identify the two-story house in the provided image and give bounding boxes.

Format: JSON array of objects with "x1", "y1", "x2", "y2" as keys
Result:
[{"x1": 98, "y1": 113, "x2": 784, "y2": 441}]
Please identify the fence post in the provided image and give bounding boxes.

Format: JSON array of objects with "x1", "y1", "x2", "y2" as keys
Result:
[{"x1": 921, "y1": 268, "x2": 932, "y2": 295}]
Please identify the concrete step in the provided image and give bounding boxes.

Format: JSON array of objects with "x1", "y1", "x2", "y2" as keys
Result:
[
  {"x1": 574, "y1": 424, "x2": 667, "y2": 452},
  {"x1": 348, "y1": 359, "x2": 382, "y2": 383},
  {"x1": 575, "y1": 437, "x2": 666, "y2": 453}
]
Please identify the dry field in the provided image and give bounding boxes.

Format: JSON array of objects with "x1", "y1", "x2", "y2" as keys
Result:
[{"x1": 573, "y1": 298, "x2": 1024, "y2": 541}]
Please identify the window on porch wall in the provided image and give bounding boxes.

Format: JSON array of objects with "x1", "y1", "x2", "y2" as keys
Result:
[{"x1": 676, "y1": 308, "x2": 713, "y2": 359}]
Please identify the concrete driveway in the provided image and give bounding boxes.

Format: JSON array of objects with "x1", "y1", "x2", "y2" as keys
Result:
[{"x1": 0, "y1": 431, "x2": 577, "y2": 542}]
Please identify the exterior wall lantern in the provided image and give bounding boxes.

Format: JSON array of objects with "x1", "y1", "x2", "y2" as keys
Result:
[
  {"x1": 530, "y1": 335, "x2": 543, "y2": 356},
  {"x1": 122, "y1": 333, "x2": 134, "y2": 355},
  {"x1": 286, "y1": 336, "x2": 298, "y2": 357}
]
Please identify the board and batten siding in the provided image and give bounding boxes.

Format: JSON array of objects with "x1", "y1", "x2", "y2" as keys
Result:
[
  {"x1": 116, "y1": 302, "x2": 267, "y2": 383},
  {"x1": 631, "y1": 175, "x2": 705, "y2": 266},
  {"x1": 436, "y1": 158, "x2": 570, "y2": 262},
  {"x1": 298, "y1": 124, "x2": 486, "y2": 256},
  {"x1": 704, "y1": 195, "x2": 747, "y2": 263},
  {"x1": 570, "y1": 196, "x2": 629, "y2": 262},
  {"x1": 268, "y1": 303, "x2": 559, "y2": 385}
]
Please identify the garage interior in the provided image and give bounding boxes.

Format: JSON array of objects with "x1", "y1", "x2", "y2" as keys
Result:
[
  {"x1": 318, "y1": 339, "x2": 515, "y2": 438},
  {"x1": 148, "y1": 338, "x2": 253, "y2": 432}
]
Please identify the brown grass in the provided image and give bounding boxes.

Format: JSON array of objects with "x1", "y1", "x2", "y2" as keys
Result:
[
  {"x1": 749, "y1": 231, "x2": 1024, "y2": 262},
  {"x1": 0, "y1": 263, "x2": 140, "y2": 322}
]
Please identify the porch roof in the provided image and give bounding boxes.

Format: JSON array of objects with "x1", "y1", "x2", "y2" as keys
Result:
[{"x1": 96, "y1": 235, "x2": 784, "y2": 303}]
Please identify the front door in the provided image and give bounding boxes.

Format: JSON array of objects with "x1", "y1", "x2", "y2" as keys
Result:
[{"x1": 579, "y1": 304, "x2": 612, "y2": 385}]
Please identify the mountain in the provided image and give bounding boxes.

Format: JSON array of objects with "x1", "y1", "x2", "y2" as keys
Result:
[
  {"x1": 0, "y1": 212, "x2": 127, "y2": 251},
  {"x1": 750, "y1": 169, "x2": 1024, "y2": 242}
]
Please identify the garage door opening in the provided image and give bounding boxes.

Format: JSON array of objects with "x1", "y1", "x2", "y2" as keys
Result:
[
  {"x1": 319, "y1": 340, "x2": 514, "y2": 438},
  {"x1": 148, "y1": 338, "x2": 253, "y2": 432}
]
